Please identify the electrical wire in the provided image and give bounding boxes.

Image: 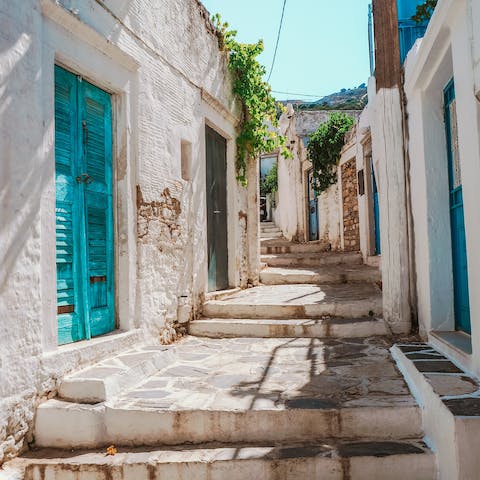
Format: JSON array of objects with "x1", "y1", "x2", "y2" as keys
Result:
[
  {"x1": 267, "y1": 0, "x2": 287, "y2": 82},
  {"x1": 272, "y1": 90, "x2": 325, "y2": 99}
]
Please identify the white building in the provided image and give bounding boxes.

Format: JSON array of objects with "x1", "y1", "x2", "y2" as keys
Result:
[
  {"x1": 367, "y1": 0, "x2": 480, "y2": 477},
  {"x1": 0, "y1": 0, "x2": 256, "y2": 464},
  {"x1": 274, "y1": 107, "x2": 361, "y2": 249}
]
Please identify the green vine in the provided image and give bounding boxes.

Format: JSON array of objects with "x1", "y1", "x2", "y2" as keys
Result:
[
  {"x1": 212, "y1": 15, "x2": 290, "y2": 185},
  {"x1": 307, "y1": 112, "x2": 354, "y2": 194},
  {"x1": 412, "y1": 0, "x2": 437, "y2": 23}
]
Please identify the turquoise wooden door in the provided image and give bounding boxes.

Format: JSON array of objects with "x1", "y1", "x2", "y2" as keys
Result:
[
  {"x1": 55, "y1": 65, "x2": 114, "y2": 345},
  {"x1": 444, "y1": 80, "x2": 471, "y2": 334},
  {"x1": 372, "y1": 164, "x2": 381, "y2": 255}
]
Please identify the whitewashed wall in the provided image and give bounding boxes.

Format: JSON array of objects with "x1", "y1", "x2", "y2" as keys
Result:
[
  {"x1": 405, "y1": 0, "x2": 480, "y2": 379},
  {"x1": 0, "y1": 0, "x2": 246, "y2": 464},
  {"x1": 276, "y1": 108, "x2": 360, "y2": 245}
]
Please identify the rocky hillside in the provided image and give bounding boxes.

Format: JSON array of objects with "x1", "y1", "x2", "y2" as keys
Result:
[{"x1": 280, "y1": 84, "x2": 368, "y2": 111}]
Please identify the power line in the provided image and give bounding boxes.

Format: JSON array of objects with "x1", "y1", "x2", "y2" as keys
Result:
[
  {"x1": 267, "y1": 0, "x2": 287, "y2": 82},
  {"x1": 272, "y1": 90, "x2": 325, "y2": 99}
]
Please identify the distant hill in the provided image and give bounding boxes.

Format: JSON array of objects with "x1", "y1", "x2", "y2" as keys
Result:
[{"x1": 280, "y1": 84, "x2": 368, "y2": 111}]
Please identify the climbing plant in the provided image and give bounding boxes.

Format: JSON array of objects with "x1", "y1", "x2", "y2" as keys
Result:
[
  {"x1": 212, "y1": 14, "x2": 290, "y2": 185},
  {"x1": 412, "y1": 0, "x2": 437, "y2": 23},
  {"x1": 260, "y1": 162, "x2": 278, "y2": 196},
  {"x1": 307, "y1": 112, "x2": 354, "y2": 194}
]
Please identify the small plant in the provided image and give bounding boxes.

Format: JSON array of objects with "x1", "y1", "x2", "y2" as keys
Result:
[
  {"x1": 412, "y1": 0, "x2": 437, "y2": 23},
  {"x1": 212, "y1": 14, "x2": 290, "y2": 185},
  {"x1": 307, "y1": 113, "x2": 354, "y2": 194},
  {"x1": 260, "y1": 163, "x2": 278, "y2": 196}
]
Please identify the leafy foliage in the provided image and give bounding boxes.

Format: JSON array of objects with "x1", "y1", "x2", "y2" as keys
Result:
[
  {"x1": 412, "y1": 0, "x2": 437, "y2": 23},
  {"x1": 307, "y1": 113, "x2": 355, "y2": 194},
  {"x1": 260, "y1": 162, "x2": 278, "y2": 196},
  {"x1": 213, "y1": 14, "x2": 290, "y2": 185}
]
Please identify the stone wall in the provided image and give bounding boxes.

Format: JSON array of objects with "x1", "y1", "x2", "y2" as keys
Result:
[
  {"x1": 341, "y1": 159, "x2": 360, "y2": 251},
  {"x1": 0, "y1": 0, "x2": 246, "y2": 465}
]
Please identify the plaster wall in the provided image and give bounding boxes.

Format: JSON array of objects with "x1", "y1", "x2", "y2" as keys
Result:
[
  {"x1": 276, "y1": 108, "x2": 358, "y2": 245},
  {"x1": 0, "y1": 0, "x2": 245, "y2": 464},
  {"x1": 405, "y1": 0, "x2": 480, "y2": 375}
]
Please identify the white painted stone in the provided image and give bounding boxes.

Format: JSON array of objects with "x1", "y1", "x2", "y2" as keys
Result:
[
  {"x1": 34, "y1": 400, "x2": 106, "y2": 448},
  {"x1": 0, "y1": 0, "x2": 250, "y2": 463},
  {"x1": 34, "y1": 400, "x2": 422, "y2": 449},
  {"x1": 189, "y1": 317, "x2": 388, "y2": 339},
  {"x1": 391, "y1": 344, "x2": 480, "y2": 480},
  {"x1": 58, "y1": 346, "x2": 178, "y2": 403},
  {"x1": 260, "y1": 265, "x2": 381, "y2": 285},
  {"x1": 18, "y1": 442, "x2": 436, "y2": 480},
  {"x1": 261, "y1": 251, "x2": 363, "y2": 268}
]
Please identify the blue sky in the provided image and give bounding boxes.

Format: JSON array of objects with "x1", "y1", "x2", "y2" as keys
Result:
[{"x1": 201, "y1": 0, "x2": 372, "y2": 101}]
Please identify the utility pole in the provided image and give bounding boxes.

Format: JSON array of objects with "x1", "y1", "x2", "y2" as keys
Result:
[{"x1": 370, "y1": 0, "x2": 415, "y2": 334}]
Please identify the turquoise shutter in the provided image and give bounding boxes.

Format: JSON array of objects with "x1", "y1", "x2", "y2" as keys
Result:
[
  {"x1": 55, "y1": 66, "x2": 86, "y2": 344},
  {"x1": 79, "y1": 80, "x2": 115, "y2": 338}
]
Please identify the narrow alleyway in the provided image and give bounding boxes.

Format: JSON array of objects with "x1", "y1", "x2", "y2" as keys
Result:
[{"x1": 10, "y1": 223, "x2": 436, "y2": 479}]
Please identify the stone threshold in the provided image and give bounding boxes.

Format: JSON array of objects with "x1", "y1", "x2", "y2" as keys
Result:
[
  {"x1": 391, "y1": 342, "x2": 480, "y2": 480},
  {"x1": 10, "y1": 440, "x2": 435, "y2": 480}
]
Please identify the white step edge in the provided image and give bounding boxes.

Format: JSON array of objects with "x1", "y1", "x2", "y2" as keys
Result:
[
  {"x1": 391, "y1": 345, "x2": 480, "y2": 480},
  {"x1": 34, "y1": 399, "x2": 422, "y2": 449},
  {"x1": 189, "y1": 317, "x2": 388, "y2": 339},
  {"x1": 23, "y1": 442, "x2": 436, "y2": 480},
  {"x1": 59, "y1": 347, "x2": 178, "y2": 403},
  {"x1": 202, "y1": 297, "x2": 383, "y2": 320},
  {"x1": 259, "y1": 267, "x2": 381, "y2": 285}
]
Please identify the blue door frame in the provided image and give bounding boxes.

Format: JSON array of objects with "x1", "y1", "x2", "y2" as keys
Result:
[
  {"x1": 371, "y1": 163, "x2": 381, "y2": 255},
  {"x1": 307, "y1": 169, "x2": 319, "y2": 241},
  {"x1": 55, "y1": 65, "x2": 115, "y2": 345},
  {"x1": 444, "y1": 79, "x2": 471, "y2": 334}
]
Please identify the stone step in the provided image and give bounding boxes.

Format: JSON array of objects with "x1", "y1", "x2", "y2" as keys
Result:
[
  {"x1": 189, "y1": 317, "x2": 388, "y2": 339},
  {"x1": 262, "y1": 251, "x2": 363, "y2": 268},
  {"x1": 260, "y1": 265, "x2": 381, "y2": 285},
  {"x1": 22, "y1": 440, "x2": 436, "y2": 480},
  {"x1": 260, "y1": 231, "x2": 283, "y2": 239},
  {"x1": 57, "y1": 345, "x2": 177, "y2": 404},
  {"x1": 34, "y1": 399, "x2": 421, "y2": 449},
  {"x1": 261, "y1": 241, "x2": 331, "y2": 255},
  {"x1": 202, "y1": 284, "x2": 382, "y2": 319},
  {"x1": 260, "y1": 225, "x2": 281, "y2": 232}
]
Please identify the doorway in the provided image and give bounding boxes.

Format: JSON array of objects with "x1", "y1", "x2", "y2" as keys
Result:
[
  {"x1": 55, "y1": 65, "x2": 115, "y2": 345},
  {"x1": 444, "y1": 79, "x2": 471, "y2": 334},
  {"x1": 307, "y1": 169, "x2": 319, "y2": 241},
  {"x1": 206, "y1": 125, "x2": 229, "y2": 292},
  {"x1": 371, "y1": 162, "x2": 381, "y2": 255}
]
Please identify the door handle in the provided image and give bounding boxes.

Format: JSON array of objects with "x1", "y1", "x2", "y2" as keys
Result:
[
  {"x1": 213, "y1": 210, "x2": 221, "y2": 214},
  {"x1": 76, "y1": 173, "x2": 94, "y2": 184}
]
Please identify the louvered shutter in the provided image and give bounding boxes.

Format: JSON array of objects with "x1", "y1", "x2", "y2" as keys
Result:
[
  {"x1": 80, "y1": 80, "x2": 114, "y2": 338},
  {"x1": 55, "y1": 66, "x2": 85, "y2": 344}
]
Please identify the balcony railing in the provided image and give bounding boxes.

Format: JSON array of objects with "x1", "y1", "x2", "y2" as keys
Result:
[{"x1": 398, "y1": 19, "x2": 428, "y2": 63}]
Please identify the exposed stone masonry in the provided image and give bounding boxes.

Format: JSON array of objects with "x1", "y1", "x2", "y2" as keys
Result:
[{"x1": 341, "y1": 159, "x2": 360, "y2": 251}]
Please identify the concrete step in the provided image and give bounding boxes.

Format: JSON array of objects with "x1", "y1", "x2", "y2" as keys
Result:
[
  {"x1": 261, "y1": 240, "x2": 331, "y2": 255},
  {"x1": 260, "y1": 265, "x2": 381, "y2": 285},
  {"x1": 260, "y1": 225, "x2": 281, "y2": 232},
  {"x1": 22, "y1": 440, "x2": 436, "y2": 480},
  {"x1": 262, "y1": 251, "x2": 363, "y2": 268},
  {"x1": 34, "y1": 398, "x2": 421, "y2": 449},
  {"x1": 189, "y1": 317, "x2": 388, "y2": 339},
  {"x1": 57, "y1": 345, "x2": 177, "y2": 404},
  {"x1": 202, "y1": 284, "x2": 382, "y2": 319},
  {"x1": 260, "y1": 231, "x2": 283, "y2": 239}
]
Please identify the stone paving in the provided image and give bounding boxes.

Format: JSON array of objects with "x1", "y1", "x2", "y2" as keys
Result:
[
  {"x1": 111, "y1": 335, "x2": 413, "y2": 412},
  {"x1": 395, "y1": 343, "x2": 480, "y2": 413},
  {"x1": 208, "y1": 284, "x2": 382, "y2": 306}
]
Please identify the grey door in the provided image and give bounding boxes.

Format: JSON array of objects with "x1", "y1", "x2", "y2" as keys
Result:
[{"x1": 206, "y1": 126, "x2": 229, "y2": 291}]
